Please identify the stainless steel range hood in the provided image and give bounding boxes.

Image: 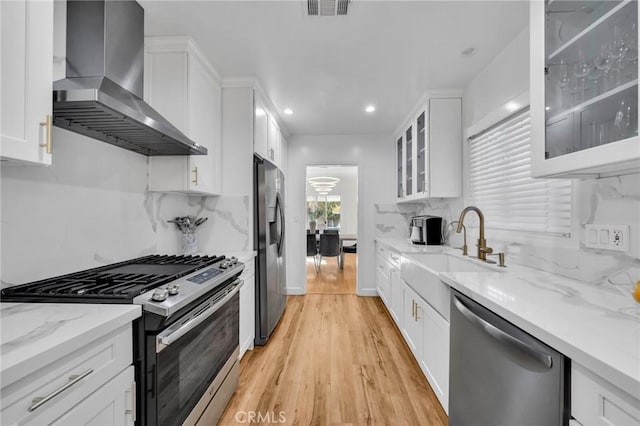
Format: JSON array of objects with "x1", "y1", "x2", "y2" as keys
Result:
[{"x1": 53, "y1": 0, "x2": 207, "y2": 156}]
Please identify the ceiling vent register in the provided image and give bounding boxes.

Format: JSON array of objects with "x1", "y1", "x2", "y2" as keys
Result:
[{"x1": 308, "y1": 0, "x2": 350, "y2": 16}]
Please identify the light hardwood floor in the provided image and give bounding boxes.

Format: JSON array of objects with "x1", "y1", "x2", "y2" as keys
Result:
[
  {"x1": 219, "y1": 294, "x2": 448, "y2": 425},
  {"x1": 306, "y1": 253, "x2": 357, "y2": 295}
]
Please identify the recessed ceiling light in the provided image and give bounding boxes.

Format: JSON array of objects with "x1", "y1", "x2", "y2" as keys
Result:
[
  {"x1": 255, "y1": 108, "x2": 265, "y2": 117},
  {"x1": 545, "y1": 106, "x2": 551, "y2": 111},
  {"x1": 365, "y1": 105, "x2": 376, "y2": 113},
  {"x1": 284, "y1": 108, "x2": 293, "y2": 115},
  {"x1": 505, "y1": 101, "x2": 520, "y2": 112},
  {"x1": 461, "y1": 47, "x2": 477, "y2": 58}
]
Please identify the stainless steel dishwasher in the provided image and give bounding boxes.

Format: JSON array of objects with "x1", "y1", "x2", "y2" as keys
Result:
[{"x1": 449, "y1": 290, "x2": 569, "y2": 426}]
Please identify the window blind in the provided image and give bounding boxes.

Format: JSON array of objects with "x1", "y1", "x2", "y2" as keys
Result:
[{"x1": 468, "y1": 108, "x2": 572, "y2": 237}]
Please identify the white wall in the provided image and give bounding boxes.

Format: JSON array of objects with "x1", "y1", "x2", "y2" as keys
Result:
[
  {"x1": 1, "y1": 128, "x2": 250, "y2": 286},
  {"x1": 463, "y1": 29, "x2": 530, "y2": 129},
  {"x1": 286, "y1": 134, "x2": 394, "y2": 295}
]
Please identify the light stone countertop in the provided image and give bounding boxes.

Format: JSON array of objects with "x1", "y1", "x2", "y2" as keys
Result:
[
  {"x1": 195, "y1": 250, "x2": 256, "y2": 264},
  {"x1": 0, "y1": 303, "x2": 141, "y2": 388},
  {"x1": 376, "y1": 237, "x2": 640, "y2": 399}
]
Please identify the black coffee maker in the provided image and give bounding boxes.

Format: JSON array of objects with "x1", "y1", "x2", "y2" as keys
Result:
[{"x1": 410, "y1": 215, "x2": 443, "y2": 245}]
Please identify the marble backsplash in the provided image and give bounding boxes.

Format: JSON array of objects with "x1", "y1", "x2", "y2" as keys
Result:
[
  {"x1": 375, "y1": 173, "x2": 640, "y2": 286},
  {"x1": 1, "y1": 128, "x2": 249, "y2": 287}
]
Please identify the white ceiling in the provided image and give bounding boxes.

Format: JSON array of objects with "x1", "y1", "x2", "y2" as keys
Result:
[{"x1": 141, "y1": 1, "x2": 529, "y2": 136}]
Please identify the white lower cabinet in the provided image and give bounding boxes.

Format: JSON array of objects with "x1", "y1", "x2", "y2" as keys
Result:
[
  {"x1": 239, "y1": 258, "x2": 256, "y2": 359},
  {"x1": 402, "y1": 283, "x2": 423, "y2": 359},
  {"x1": 420, "y1": 301, "x2": 449, "y2": 413},
  {"x1": 398, "y1": 268, "x2": 450, "y2": 414},
  {"x1": 389, "y1": 268, "x2": 403, "y2": 326},
  {"x1": 375, "y1": 244, "x2": 400, "y2": 321},
  {"x1": 51, "y1": 366, "x2": 135, "y2": 426},
  {"x1": 0, "y1": 325, "x2": 135, "y2": 426},
  {"x1": 571, "y1": 363, "x2": 640, "y2": 426}
]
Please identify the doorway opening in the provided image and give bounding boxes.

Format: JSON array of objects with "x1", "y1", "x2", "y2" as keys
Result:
[{"x1": 305, "y1": 165, "x2": 358, "y2": 294}]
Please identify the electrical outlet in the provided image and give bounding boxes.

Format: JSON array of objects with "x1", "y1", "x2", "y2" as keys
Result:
[{"x1": 585, "y1": 224, "x2": 629, "y2": 252}]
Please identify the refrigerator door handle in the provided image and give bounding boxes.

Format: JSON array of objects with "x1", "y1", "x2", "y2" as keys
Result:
[
  {"x1": 275, "y1": 192, "x2": 285, "y2": 255},
  {"x1": 453, "y1": 295, "x2": 553, "y2": 371}
]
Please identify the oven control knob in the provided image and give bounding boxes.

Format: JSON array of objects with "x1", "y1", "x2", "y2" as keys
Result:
[
  {"x1": 152, "y1": 288, "x2": 168, "y2": 302},
  {"x1": 220, "y1": 261, "x2": 229, "y2": 269},
  {"x1": 231, "y1": 256, "x2": 238, "y2": 263},
  {"x1": 168, "y1": 284, "x2": 180, "y2": 296}
]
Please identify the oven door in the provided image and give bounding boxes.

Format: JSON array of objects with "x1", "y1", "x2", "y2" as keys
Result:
[{"x1": 151, "y1": 278, "x2": 241, "y2": 426}]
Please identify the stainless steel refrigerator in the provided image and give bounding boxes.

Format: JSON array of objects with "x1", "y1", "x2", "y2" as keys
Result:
[{"x1": 254, "y1": 154, "x2": 287, "y2": 346}]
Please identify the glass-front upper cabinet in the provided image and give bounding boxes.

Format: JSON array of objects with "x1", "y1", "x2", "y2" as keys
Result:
[
  {"x1": 531, "y1": 0, "x2": 639, "y2": 178},
  {"x1": 396, "y1": 136, "x2": 403, "y2": 198},
  {"x1": 416, "y1": 112, "x2": 426, "y2": 193},
  {"x1": 405, "y1": 125, "x2": 413, "y2": 197}
]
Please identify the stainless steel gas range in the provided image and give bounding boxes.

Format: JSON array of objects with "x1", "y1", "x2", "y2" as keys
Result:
[{"x1": 1, "y1": 254, "x2": 244, "y2": 426}]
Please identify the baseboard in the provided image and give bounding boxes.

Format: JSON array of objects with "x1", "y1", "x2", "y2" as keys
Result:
[
  {"x1": 240, "y1": 335, "x2": 254, "y2": 359},
  {"x1": 285, "y1": 287, "x2": 306, "y2": 295},
  {"x1": 357, "y1": 288, "x2": 379, "y2": 297}
]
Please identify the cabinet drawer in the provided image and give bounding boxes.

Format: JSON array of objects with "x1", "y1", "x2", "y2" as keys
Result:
[
  {"x1": 572, "y1": 363, "x2": 640, "y2": 426},
  {"x1": 377, "y1": 244, "x2": 401, "y2": 268},
  {"x1": 1, "y1": 324, "x2": 132, "y2": 425},
  {"x1": 376, "y1": 254, "x2": 391, "y2": 280}
]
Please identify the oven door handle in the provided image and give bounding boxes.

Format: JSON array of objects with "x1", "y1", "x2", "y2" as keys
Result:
[{"x1": 156, "y1": 278, "x2": 243, "y2": 353}]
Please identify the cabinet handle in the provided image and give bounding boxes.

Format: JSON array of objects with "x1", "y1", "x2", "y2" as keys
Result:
[
  {"x1": 39, "y1": 115, "x2": 52, "y2": 154},
  {"x1": 28, "y1": 368, "x2": 93, "y2": 412},
  {"x1": 191, "y1": 166, "x2": 198, "y2": 186},
  {"x1": 125, "y1": 381, "x2": 136, "y2": 422},
  {"x1": 269, "y1": 147, "x2": 275, "y2": 160},
  {"x1": 415, "y1": 303, "x2": 421, "y2": 321},
  {"x1": 412, "y1": 300, "x2": 416, "y2": 319}
]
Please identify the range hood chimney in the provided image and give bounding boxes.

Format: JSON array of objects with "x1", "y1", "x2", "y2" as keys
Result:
[{"x1": 53, "y1": 0, "x2": 207, "y2": 156}]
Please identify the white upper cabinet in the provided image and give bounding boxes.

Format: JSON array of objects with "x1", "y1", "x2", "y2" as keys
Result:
[
  {"x1": 530, "y1": 0, "x2": 639, "y2": 178},
  {"x1": 254, "y1": 98, "x2": 269, "y2": 162},
  {"x1": 267, "y1": 115, "x2": 281, "y2": 167},
  {"x1": 0, "y1": 0, "x2": 53, "y2": 166},
  {"x1": 145, "y1": 37, "x2": 222, "y2": 195},
  {"x1": 254, "y1": 97, "x2": 285, "y2": 170},
  {"x1": 396, "y1": 96, "x2": 462, "y2": 202}
]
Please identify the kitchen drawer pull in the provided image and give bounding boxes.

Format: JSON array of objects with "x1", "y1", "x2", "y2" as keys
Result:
[{"x1": 28, "y1": 368, "x2": 94, "y2": 412}]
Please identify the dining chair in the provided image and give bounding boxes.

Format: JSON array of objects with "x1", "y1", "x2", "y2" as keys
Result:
[
  {"x1": 307, "y1": 233, "x2": 319, "y2": 272},
  {"x1": 343, "y1": 242, "x2": 357, "y2": 254},
  {"x1": 318, "y1": 233, "x2": 341, "y2": 272}
]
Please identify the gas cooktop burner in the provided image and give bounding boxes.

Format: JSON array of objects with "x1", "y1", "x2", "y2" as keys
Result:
[{"x1": 1, "y1": 254, "x2": 225, "y2": 302}]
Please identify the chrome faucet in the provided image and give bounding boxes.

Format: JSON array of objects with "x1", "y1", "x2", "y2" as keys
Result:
[{"x1": 456, "y1": 206, "x2": 493, "y2": 261}]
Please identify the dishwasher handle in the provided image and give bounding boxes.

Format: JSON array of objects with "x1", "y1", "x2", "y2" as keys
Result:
[{"x1": 453, "y1": 295, "x2": 553, "y2": 372}]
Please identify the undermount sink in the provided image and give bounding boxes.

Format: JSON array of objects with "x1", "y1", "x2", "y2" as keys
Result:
[
  {"x1": 403, "y1": 252, "x2": 504, "y2": 274},
  {"x1": 400, "y1": 252, "x2": 503, "y2": 322}
]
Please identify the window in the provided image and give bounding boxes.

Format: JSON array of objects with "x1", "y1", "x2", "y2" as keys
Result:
[
  {"x1": 468, "y1": 108, "x2": 572, "y2": 237},
  {"x1": 306, "y1": 195, "x2": 342, "y2": 228}
]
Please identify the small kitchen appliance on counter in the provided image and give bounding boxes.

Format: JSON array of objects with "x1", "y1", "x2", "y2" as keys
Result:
[
  {"x1": 1, "y1": 254, "x2": 244, "y2": 426},
  {"x1": 410, "y1": 215, "x2": 443, "y2": 245}
]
